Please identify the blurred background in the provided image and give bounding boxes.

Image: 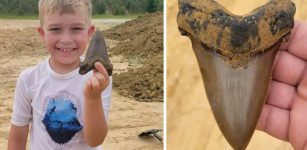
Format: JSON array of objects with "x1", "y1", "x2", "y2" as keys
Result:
[
  {"x1": 0, "y1": 0, "x2": 163, "y2": 18},
  {"x1": 167, "y1": 0, "x2": 307, "y2": 150}
]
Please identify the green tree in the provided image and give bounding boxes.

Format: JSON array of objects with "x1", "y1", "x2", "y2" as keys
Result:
[
  {"x1": 92, "y1": 0, "x2": 106, "y2": 15},
  {"x1": 0, "y1": 0, "x2": 163, "y2": 16},
  {"x1": 146, "y1": 0, "x2": 158, "y2": 13},
  {"x1": 96, "y1": 1, "x2": 106, "y2": 14},
  {"x1": 112, "y1": 5, "x2": 125, "y2": 15},
  {"x1": 157, "y1": 0, "x2": 163, "y2": 11}
]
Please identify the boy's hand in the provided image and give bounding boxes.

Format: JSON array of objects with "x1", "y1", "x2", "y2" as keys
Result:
[
  {"x1": 256, "y1": 21, "x2": 307, "y2": 150},
  {"x1": 84, "y1": 62, "x2": 110, "y2": 101},
  {"x1": 83, "y1": 62, "x2": 109, "y2": 146}
]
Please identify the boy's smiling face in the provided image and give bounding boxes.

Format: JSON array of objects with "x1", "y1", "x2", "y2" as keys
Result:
[{"x1": 38, "y1": 10, "x2": 94, "y2": 73}]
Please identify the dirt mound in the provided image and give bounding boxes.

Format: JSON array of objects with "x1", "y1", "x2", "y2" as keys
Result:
[
  {"x1": 105, "y1": 12, "x2": 163, "y2": 102},
  {"x1": 0, "y1": 27, "x2": 46, "y2": 58},
  {"x1": 103, "y1": 12, "x2": 163, "y2": 41},
  {"x1": 113, "y1": 54, "x2": 163, "y2": 102},
  {"x1": 107, "y1": 26, "x2": 162, "y2": 59}
]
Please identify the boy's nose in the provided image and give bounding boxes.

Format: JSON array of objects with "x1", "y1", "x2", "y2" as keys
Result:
[{"x1": 59, "y1": 32, "x2": 74, "y2": 44}]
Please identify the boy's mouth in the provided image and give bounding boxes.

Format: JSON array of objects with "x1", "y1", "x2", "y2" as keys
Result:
[{"x1": 56, "y1": 48, "x2": 76, "y2": 52}]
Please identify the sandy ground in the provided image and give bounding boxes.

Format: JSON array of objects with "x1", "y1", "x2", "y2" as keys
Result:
[
  {"x1": 167, "y1": 0, "x2": 307, "y2": 150},
  {"x1": 0, "y1": 19, "x2": 163, "y2": 150}
]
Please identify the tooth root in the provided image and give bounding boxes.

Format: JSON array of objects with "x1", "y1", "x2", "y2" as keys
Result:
[{"x1": 192, "y1": 38, "x2": 280, "y2": 149}]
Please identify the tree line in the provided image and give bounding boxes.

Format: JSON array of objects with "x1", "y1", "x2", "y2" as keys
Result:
[{"x1": 0, "y1": 0, "x2": 163, "y2": 16}]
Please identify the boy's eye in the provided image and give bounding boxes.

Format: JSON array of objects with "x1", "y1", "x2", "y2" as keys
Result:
[
  {"x1": 72, "y1": 27, "x2": 84, "y2": 30},
  {"x1": 48, "y1": 28, "x2": 60, "y2": 31}
]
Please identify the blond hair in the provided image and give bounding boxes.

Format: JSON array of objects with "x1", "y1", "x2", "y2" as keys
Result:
[{"x1": 38, "y1": 0, "x2": 92, "y2": 25}]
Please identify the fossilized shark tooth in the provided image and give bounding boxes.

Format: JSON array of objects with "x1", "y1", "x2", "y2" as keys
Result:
[
  {"x1": 79, "y1": 30, "x2": 113, "y2": 76},
  {"x1": 177, "y1": 0, "x2": 295, "y2": 149}
]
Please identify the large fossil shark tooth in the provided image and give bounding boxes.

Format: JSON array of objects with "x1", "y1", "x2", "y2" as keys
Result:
[
  {"x1": 79, "y1": 30, "x2": 113, "y2": 76},
  {"x1": 177, "y1": 0, "x2": 295, "y2": 149}
]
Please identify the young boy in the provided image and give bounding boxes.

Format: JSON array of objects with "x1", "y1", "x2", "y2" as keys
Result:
[{"x1": 7, "y1": 0, "x2": 112, "y2": 149}]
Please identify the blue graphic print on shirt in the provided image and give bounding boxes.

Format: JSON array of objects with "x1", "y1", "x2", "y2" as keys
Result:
[{"x1": 42, "y1": 98, "x2": 83, "y2": 144}]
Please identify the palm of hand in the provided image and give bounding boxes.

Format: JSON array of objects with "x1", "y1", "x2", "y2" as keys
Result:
[{"x1": 257, "y1": 21, "x2": 307, "y2": 150}]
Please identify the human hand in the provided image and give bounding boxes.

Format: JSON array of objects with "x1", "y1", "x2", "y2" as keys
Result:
[
  {"x1": 257, "y1": 21, "x2": 307, "y2": 150},
  {"x1": 84, "y1": 62, "x2": 110, "y2": 101}
]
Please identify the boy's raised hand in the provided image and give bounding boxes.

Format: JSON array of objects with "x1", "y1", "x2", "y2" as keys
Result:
[
  {"x1": 84, "y1": 62, "x2": 110, "y2": 100},
  {"x1": 83, "y1": 62, "x2": 109, "y2": 145}
]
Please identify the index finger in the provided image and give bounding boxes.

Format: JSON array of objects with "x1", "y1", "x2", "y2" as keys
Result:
[
  {"x1": 94, "y1": 62, "x2": 109, "y2": 78},
  {"x1": 280, "y1": 20, "x2": 307, "y2": 60}
]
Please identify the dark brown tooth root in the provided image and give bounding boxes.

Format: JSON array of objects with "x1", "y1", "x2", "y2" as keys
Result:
[
  {"x1": 177, "y1": 0, "x2": 295, "y2": 67},
  {"x1": 177, "y1": 0, "x2": 295, "y2": 149}
]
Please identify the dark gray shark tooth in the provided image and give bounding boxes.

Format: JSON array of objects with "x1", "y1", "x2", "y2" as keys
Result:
[
  {"x1": 177, "y1": 0, "x2": 295, "y2": 149},
  {"x1": 79, "y1": 30, "x2": 113, "y2": 76}
]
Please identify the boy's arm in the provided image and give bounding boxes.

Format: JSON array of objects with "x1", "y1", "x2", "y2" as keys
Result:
[
  {"x1": 9, "y1": 70, "x2": 32, "y2": 150},
  {"x1": 8, "y1": 124, "x2": 29, "y2": 150},
  {"x1": 83, "y1": 62, "x2": 110, "y2": 147}
]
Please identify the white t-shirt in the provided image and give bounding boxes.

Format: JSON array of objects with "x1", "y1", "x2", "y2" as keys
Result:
[{"x1": 11, "y1": 59, "x2": 112, "y2": 150}]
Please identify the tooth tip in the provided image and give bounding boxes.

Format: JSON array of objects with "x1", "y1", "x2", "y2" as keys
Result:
[{"x1": 221, "y1": 126, "x2": 254, "y2": 150}]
